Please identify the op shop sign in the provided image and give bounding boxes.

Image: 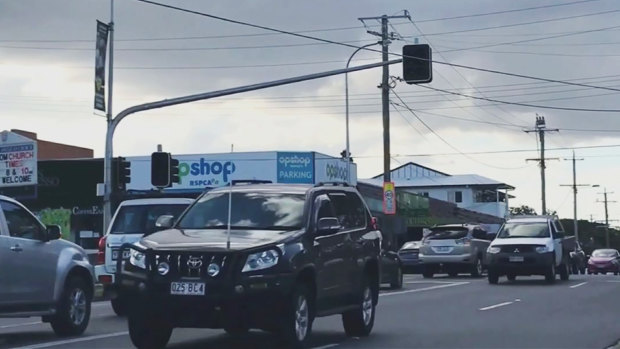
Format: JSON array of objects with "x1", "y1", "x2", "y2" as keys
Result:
[
  {"x1": 0, "y1": 131, "x2": 37, "y2": 187},
  {"x1": 277, "y1": 152, "x2": 314, "y2": 184},
  {"x1": 178, "y1": 158, "x2": 237, "y2": 187}
]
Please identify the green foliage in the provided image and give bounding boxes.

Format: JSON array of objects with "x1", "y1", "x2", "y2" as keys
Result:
[
  {"x1": 509, "y1": 205, "x2": 537, "y2": 216},
  {"x1": 38, "y1": 208, "x2": 72, "y2": 241}
]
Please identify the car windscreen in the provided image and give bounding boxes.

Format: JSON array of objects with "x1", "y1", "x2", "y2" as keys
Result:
[
  {"x1": 177, "y1": 192, "x2": 305, "y2": 230},
  {"x1": 592, "y1": 250, "x2": 618, "y2": 258},
  {"x1": 497, "y1": 222, "x2": 550, "y2": 238},
  {"x1": 426, "y1": 227, "x2": 468, "y2": 240},
  {"x1": 111, "y1": 204, "x2": 189, "y2": 235}
]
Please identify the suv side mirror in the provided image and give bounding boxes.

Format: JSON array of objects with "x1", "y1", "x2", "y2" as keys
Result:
[
  {"x1": 155, "y1": 215, "x2": 175, "y2": 231},
  {"x1": 316, "y1": 217, "x2": 341, "y2": 237},
  {"x1": 45, "y1": 225, "x2": 62, "y2": 241}
]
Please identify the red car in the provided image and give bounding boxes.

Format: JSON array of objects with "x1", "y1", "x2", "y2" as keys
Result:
[{"x1": 587, "y1": 249, "x2": 620, "y2": 275}]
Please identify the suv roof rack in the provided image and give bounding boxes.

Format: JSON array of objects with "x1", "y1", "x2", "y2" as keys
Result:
[
  {"x1": 231, "y1": 179, "x2": 273, "y2": 185},
  {"x1": 314, "y1": 181, "x2": 350, "y2": 187}
]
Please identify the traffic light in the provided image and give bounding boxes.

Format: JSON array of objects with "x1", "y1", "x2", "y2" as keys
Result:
[
  {"x1": 151, "y1": 152, "x2": 171, "y2": 188},
  {"x1": 114, "y1": 157, "x2": 131, "y2": 191},
  {"x1": 170, "y1": 157, "x2": 180, "y2": 184},
  {"x1": 402, "y1": 44, "x2": 432, "y2": 84}
]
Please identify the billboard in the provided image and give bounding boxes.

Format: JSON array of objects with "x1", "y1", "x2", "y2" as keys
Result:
[
  {"x1": 0, "y1": 131, "x2": 37, "y2": 187},
  {"x1": 277, "y1": 152, "x2": 314, "y2": 184}
]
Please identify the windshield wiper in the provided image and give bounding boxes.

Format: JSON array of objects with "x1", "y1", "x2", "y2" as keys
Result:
[{"x1": 260, "y1": 225, "x2": 300, "y2": 230}]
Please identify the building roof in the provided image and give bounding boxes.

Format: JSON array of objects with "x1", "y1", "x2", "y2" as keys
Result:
[{"x1": 359, "y1": 174, "x2": 515, "y2": 190}]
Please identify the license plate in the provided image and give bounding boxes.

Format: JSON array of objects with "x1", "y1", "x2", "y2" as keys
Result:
[
  {"x1": 111, "y1": 249, "x2": 131, "y2": 261},
  {"x1": 170, "y1": 282, "x2": 206, "y2": 296},
  {"x1": 433, "y1": 246, "x2": 452, "y2": 254},
  {"x1": 509, "y1": 256, "x2": 524, "y2": 262}
]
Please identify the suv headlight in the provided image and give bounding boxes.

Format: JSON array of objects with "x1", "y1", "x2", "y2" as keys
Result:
[
  {"x1": 535, "y1": 246, "x2": 549, "y2": 253},
  {"x1": 487, "y1": 246, "x2": 501, "y2": 254},
  {"x1": 129, "y1": 245, "x2": 146, "y2": 269},
  {"x1": 242, "y1": 249, "x2": 279, "y2": 272}
]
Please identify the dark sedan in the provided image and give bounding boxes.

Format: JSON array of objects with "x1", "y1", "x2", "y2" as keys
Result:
[
  {"x1": 587, "y1": 249, "x2": 620, "y2": 275},
  {"x1": 398, "y1": 241, "x2": 422, "y2": 273}
]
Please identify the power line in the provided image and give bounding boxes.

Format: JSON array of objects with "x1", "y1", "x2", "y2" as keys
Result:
[{"x1": 416, "y1": 84, "x2": 620, "y2": 112}]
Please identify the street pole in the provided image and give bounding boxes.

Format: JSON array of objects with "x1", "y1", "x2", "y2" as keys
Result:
[
  {"x1": 102, "y1": 60, "x2": 402, "y2": 230},
  {"x1": 560, "y1": 151, "x2": 585, "y2": 245},
  {"x1": 597, "y1": 188, "x2": 615, "y2": 248},
  {"x1": 525, "y1": 115, "x2": 558, "y2": 215},
  {"x1": 358, "y1": 11, "x2": 410, "y2": 182},
  {"x1": 345, "y1": 42, "x2": 379, "y2": 184},
  {"x1": 103, "y1": 0, "x2": 115, "y2": 233}
]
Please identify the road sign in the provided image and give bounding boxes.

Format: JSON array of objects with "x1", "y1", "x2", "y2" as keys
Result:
[
  {"x1": 383, "y1": 181, "x2": 396, "y2": 215},
  {"x1": 402, "y1": 44, "x2": 432, "y2": 84}
]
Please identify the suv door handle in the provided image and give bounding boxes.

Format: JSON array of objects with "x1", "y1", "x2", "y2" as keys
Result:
[{"x1": 10, "y1": 244, "x2": 23, "y2": 252}]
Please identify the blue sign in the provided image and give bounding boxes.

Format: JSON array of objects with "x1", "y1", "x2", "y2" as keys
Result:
[{"x1": 277, "y1": 152, "x2": 314, "y2": 184}]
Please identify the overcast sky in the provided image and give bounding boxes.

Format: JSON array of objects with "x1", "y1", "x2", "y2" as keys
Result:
[{"x1": 2, "y1": 0, "x2": 620, "y2": 224}]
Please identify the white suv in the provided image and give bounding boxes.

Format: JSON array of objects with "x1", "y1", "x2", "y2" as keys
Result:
[{"x1": 94, "y1": 198, "x2": 193, "y2": 315}]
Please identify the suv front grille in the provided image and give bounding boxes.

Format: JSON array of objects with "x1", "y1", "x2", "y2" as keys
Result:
[
  {"x1": 148, "y1": 252, "x2": 231, "y2": 279},
  {"x1": 499, "y1": 245, "x2": 536, "y2": 253}
]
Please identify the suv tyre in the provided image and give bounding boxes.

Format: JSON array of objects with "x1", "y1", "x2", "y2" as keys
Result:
[
  {"x1": 111, "y1": 296, "x2": 127, "y2": 316},
  {"x1": 487, "y1": 271, "x2": 499, "y2": 284},
  {"x1": 50, "y1": 277, "x2": 91, "y2": 336},
  {"x1": 281, "y1": 284, "x2": 313, "y2": 348},
  {"x1": 471, "y1": 257, "x2": 483, "y2": 278},
  {"x1": 342, "y1": 275, "x2": 376, "y2": 337},
  {"x1": 128, "y1": 304, "x2": 172, "y2": 349},
  {"x1": 559, "y1": 262, "x2": 570, "y2": 281},
  {"x1": 545, "y1": 263, "x2": 556, "y2": 283},
  {"x1": 390, "y1": 266, "x2": 403, "y2": 289}
]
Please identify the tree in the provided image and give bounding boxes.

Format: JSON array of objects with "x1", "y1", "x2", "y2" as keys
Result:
[{"x1": 510, "y1": 205, "x2": 537, "y2": 216}]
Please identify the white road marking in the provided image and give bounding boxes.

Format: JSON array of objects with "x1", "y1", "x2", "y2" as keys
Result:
[
  {"x1": 381, "y1": 282, "x2": 469, "y2": 297},
  {"x1": 479, "y1": 301, "x2": 514, "y2": 311},
  {"x1": 0, "y1": 321, "x2": 41, "y2": 329},
  {"x1": 92, "y1": 302, "x2": 110, "y2": 308},
  {"x1": 10, "y1": 331, "x2": 128, "y2": 349},
  {"x1": 405, "y1": 280, "x2": 461, "y2": 284},
  {"x1": 570, "y1": 282, "x2": 588, "y2": 289},
  {"x1": 606, "y1": 280, "x2": 620, "y2": 283},
  {"x1": 311, "y1": 344, "x2": 339, "y2": 349}
]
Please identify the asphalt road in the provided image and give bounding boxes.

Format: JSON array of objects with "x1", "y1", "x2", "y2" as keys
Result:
[{"x1": 2, "y1": 273, "x2": 620, "y2": 349}]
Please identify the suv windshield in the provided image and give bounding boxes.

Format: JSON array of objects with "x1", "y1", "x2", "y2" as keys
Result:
[
  {"x1": 111, "y1": 204, "x2": 189, "y2": 235},
  {"x1": 592, "y1": 249, "x2": 618, "y2": 258},
  {"x1": 426, "y1": 227, "x2": 468, "y2": 240},
  {"x1": 497, "y1": 222, "x2": 550, "y2": 238},
  {"x1": 177, "y1": 192, "x2": 305, "y2": 230}
]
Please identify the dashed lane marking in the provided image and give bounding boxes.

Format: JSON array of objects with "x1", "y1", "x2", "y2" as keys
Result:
[
  {"x1": 10, "y1": 331, "x2": 129, "y2": 349},
  {"x1": 479, "y1": 301, "x2": 514, "y2": 311},
  {"x1": 570, "y1": 282, "x2": 588, "y2": 288},
  {"x1": 381, "y1": 282, "x2": 469, "y2": 297}
]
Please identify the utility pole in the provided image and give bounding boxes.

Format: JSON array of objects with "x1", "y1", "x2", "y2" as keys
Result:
[
  {"x1": 525, "y1": 114, "x2": 558, "y2": 215},
  {"x1": 560, "y1": 150, "x2": 586, "y2": 245},
  {"x1": 358, "y1": 11, "x2": 410, "y2": 182},
  {"x1": 103, "y1": 0, "x2": 115, "y2": 232},
  {"x1": 597, "y1": 188, "x2": 616, "y2": 248}
]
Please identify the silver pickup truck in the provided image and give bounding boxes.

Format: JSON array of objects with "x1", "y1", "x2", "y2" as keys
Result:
[{"x1": 0, "y1": 195, "x2": 95, "y2": 336}]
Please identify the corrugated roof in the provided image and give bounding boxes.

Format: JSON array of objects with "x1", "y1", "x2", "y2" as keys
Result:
[{"x1": 359, "y1": 174, "x2": 514, "y2": 190}]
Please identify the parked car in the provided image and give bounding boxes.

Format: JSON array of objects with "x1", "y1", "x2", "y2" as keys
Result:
[
  {"x1": 0, "y1": 195, "x2": 95, "y2": 336},
  {"x1": 569, "y1": 241, "x2": 587, "y2": 274},
  {"x1": 116, "y1": 182, "x2": 382, "y2": 349},
  {"x1": 381, "y1": 248, "x2": 403, "y2": 289},
  {"x1": 398, "y1": 240, "x2": 422, "y2": 273},
  {"x1": 486, "y1": 215, "x2": 573, "y2": 284},
  {"x1": 419, "y1": 224, "x2": 492, "y2": 278},
  {"x1": 587, "y1": 249, "x2": 620, "y2": 275},
  {"x1": 94, "y1": 198, "x2": 194, "y2": 316}
]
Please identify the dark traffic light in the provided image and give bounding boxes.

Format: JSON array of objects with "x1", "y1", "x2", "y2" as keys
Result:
[
  {"x1": 113, "y1": 157, "x2": 131, "y2": 191},
  {"x1": 170, "y1": 158, "x2": 180, "y2": 184},
  {"x1": 402, "y1": 44, "x2": 432, "y2": 84},
  {"x1": 151, "y1": 152, "x2": 171, "y2": 188}
]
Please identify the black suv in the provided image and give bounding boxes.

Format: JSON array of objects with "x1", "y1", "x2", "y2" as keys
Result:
[{"x1": 116, "y1": 182, "x2": 382, "y2": 348}]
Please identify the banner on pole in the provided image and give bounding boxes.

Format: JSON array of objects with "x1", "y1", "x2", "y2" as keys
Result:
[
  {"x1": 94, "y1": 20, "x2": 109, "y2": 112},
  {"x1": 383, "y1": 181, "x2": 396, "y2": 215}
]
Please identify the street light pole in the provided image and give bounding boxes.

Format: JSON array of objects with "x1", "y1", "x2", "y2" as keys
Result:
[{"x1": 345, "y1": 42, "x2": 379, "y2": 183}]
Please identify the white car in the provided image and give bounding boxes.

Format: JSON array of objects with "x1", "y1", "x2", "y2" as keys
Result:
[{"x1": 94, "y1": 198, "x2": 193, "y2": 315}]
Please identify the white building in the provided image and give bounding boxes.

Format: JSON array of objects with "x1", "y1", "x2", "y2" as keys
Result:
[{"x1": 360, "y1": 162, "x2": 514, "y2": 219}]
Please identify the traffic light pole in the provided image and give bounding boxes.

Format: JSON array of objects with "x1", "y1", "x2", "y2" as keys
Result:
[{"x1": 102, "y1": 59, "x2": 401, "y2": 231}]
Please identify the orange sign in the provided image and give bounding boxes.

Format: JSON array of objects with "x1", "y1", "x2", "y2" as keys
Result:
[{"x1": 383, "y1": 181, "x2": 396, "y2": 215}]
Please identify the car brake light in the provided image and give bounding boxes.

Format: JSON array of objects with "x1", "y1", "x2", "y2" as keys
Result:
[
  {"x1": 98, "y1": 275, "x2": 113, "y2": 284},
  {"x1": 96, "y1": 235, "x2": 107, "y2": 265}
]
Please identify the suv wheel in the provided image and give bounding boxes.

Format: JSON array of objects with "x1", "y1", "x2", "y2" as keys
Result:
[
  {"x1": 471, "y1": 257, "x2": 483, "y2": 278},
  {"x1": 422, "y1": 268, "x2": 434, "y2": 279},
  {"x1": 390, "y1": 266, "x2": 403, "y2": 289},
  {"x1": 507, "y1": 274, "x2": 516, "y2": 282},
  {"x1": 50, "y1": 277, "x2": 91, "y2": 336},
  {"x1": 545, "y1": 263, "x2": 556, "y2": 283},
  {"x1": 281, "y1": 284, "x2": 313, "y2": 348},
  {"x1": 487, "y1": 271, "x2": 499, "y2": 284},
  {"x1": 128, "y1": 304, "x2": 172, "y2": 349},
  {"x1": 111, "y1": 296, "x2": 127, "y2": 316},
  {"x1": 342, "y1": 275, "x2": 376, "y2": 337}
]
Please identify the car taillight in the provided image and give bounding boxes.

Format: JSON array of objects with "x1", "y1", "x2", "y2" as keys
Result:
[
  {"x1": 371, "y1": 217, "x2": 379, "y2": 230},
  {"x1": 96, "y1": 235, "x2": 107, "y2": 265},
  {"x1": 455, "y1": 237, "x2": 471, "y2": 246}
]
